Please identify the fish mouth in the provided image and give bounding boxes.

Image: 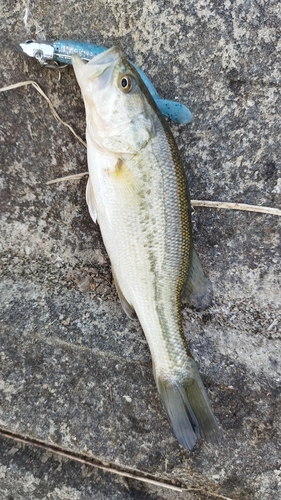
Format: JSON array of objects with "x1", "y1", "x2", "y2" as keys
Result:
[
  {"x1": 72, "y1": 46, "x2": 122, "y2": 88},
  {"x1": 84, "y1": 46, "x2": 122, "y2": 78},
  {"x1": 87, "y1": 45, "x2": 121, "y2": 66}
]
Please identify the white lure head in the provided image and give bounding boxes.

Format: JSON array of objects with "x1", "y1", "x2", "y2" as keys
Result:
[{"x1": 72, "y1": 47, "x2": 155, "y2": 154}]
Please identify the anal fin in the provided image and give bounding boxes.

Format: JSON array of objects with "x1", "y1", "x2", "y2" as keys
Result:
[
  {"x1": 112, "y1": 269, "x2": 136, "y2": 320},
  {"x1": 183, "y1": 247, "x2": 213, "y2": 310}
]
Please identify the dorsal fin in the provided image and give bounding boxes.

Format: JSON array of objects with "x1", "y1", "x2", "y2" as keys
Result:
[{"x1": 182, "y1": 246, "x2": 213, "y2": 310}]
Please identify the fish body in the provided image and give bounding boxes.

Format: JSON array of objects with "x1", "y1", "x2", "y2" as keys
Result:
[{"x1": 72, "y1": 47, "x2": 220, "y2": 450}]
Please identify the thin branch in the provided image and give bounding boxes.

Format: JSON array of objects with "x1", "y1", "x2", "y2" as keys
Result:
[
  {"x1": 184, "y1": 489, "x2": 234, "y2": 500},
  {"x1": 0, "y1": 80, "x2": 87, "y2": 148},
  {"x1": 48, "y1": 172, "x2": 280, "y2": 217},
  {"x1": 0, "y1": 427, "x2": 235, "y2": 498},
  {"x1": 1, "y1": 80, "x2": 279, "y2": 219},
  {"x1": 46, "y1": 172, "x2": 89, "y2": 184},
  {"x1": 191, "y1": 200, "x2": 281, "y2": 216},
  {"x1": 0, "y1": 428, "x2": 182, "y2": 492}
]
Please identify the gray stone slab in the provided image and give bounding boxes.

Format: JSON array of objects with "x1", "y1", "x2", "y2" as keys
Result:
[{"x1": 1, "y1": 1, "x2": 280, "y2": 499}]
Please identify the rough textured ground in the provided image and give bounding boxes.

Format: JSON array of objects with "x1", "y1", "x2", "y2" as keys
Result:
[{"x1": 0, "y1": 1, "x2": 280, "y2": 499}]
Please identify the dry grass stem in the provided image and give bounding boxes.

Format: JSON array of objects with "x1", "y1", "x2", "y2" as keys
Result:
[
  {"x1": 0, "y1": 428, "x2": 235, "y2": 498},
  {"x1": 48, "y1": 172, "x2": 280, "y2": 216},
  {"x1": 0, "y1": 80, "x2": 87, "y2": 148},
  {"x1": 1, "y1": 80, "x2": 279, "y2": 219},
  {"x1": 46, "y1": 172, "x2": 89, "y2": 184},
  {"x1": 191, "y1": 200, "x2": 281, "y2": 216},
  {"x1": 0, "y1": 428, "x2": 182, "y2": 492},
  {"x1": 185, "y1": 488, "x2": 234, "y2": 500}
]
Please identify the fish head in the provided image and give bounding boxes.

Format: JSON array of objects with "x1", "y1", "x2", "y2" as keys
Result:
[{"x1": 72, "y1": 47, "x2": 156, "y2": 153}]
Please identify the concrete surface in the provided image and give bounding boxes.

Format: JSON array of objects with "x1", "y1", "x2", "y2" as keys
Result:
[{"x1": 0, "y1": 1, "x2": 280, "y2": 499}]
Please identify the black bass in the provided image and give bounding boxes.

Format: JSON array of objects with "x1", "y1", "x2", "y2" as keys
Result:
[{"x1": 72, "y1": 47, "x2": 220, "y2": 450}]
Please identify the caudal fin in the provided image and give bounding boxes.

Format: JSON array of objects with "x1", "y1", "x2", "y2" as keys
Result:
[{"x1": 155, "y1": 359, "x2": 221, "y2": 450}]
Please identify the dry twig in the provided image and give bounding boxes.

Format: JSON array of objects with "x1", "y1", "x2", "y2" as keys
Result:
[
  {"x1": 46, "y1": 172, "x2": 89, "y2": 184},
  {"x1": 0, "y1": 80, "x2": 87, "y2": 148},
  {"x1": 48, "y1": 173, "x2": 280, "y2": 216},
  {"x1": 0, "y1": 427, "x2": 234, "y2": 498},
  {"x1": 191, "y1": 200, "x2": 281, "y2": 216},
  {"x1": 1, "y1": 79, "x2": 280, "y2": 221}
]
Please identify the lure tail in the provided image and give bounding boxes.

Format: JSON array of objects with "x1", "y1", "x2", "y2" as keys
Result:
[{"x1": 155, "y1": 359, "x2": 221, "y2": 450}]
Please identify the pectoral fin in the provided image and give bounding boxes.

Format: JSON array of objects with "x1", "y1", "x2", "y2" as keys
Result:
[
  {"x1": 112, "y1": 270, "x2": 136, "y2": 320},
  {"x1": 86, "y1": 177, "x2": 98, "y2": 223},
  {"x1": 183, "y1": 247, "x2": 213, "y2": 310}
]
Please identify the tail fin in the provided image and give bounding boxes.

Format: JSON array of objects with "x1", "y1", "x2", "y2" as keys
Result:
[{"x1": 155, "y1": 359, "x2": 221, "y2": 450}]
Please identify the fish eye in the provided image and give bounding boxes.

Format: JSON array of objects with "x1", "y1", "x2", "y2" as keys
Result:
[{"x1": 118, "y1": 74, "x2": 134, "y2": 93}]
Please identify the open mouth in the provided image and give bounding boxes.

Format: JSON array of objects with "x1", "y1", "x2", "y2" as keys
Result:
[
  {"x1": 85, "y1": 45, "x2": 121, "y2": 68},
  {"x1": 72, "y1": 46, "x2": 121, "y2": 88}
]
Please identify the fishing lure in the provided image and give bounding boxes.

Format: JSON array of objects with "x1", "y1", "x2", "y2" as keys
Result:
[{"x1": 17, "y1": 39, "x2": 192, "y2": 124}]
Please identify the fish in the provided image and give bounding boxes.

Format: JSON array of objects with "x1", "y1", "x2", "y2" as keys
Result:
[{"x1": 72, "y1": 47, "x2": 220, "y2": 450}]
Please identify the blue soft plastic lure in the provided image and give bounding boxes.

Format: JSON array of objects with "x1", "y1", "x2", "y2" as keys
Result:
[{"x1": 18, "y1": 39, "x2": 192, "y2": 124}]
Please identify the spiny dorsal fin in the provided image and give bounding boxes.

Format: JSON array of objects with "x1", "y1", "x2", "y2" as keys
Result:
[{"x1": 183, "y1": 246, "x2": 213, "y2": 310}]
